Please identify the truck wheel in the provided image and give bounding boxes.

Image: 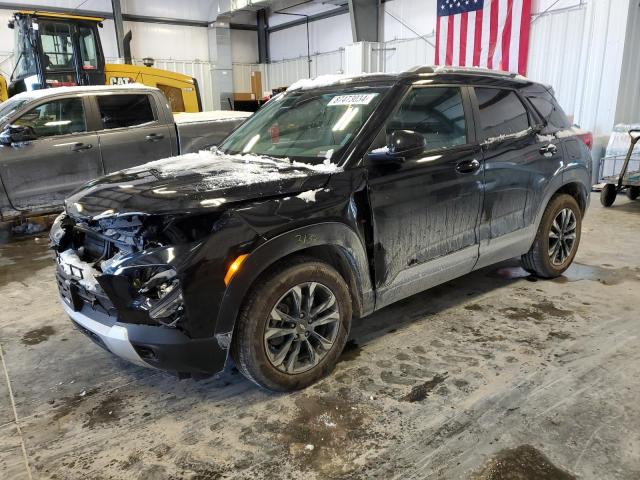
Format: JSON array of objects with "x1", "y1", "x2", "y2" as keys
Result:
[
  {"x1": 521, "y1": 194, "x2": 582, "y2": 278},
  {"x1": 626, "y1": 186, "x2": 640, "y2": 200},
  {"x1": 231, "y1": 257, "x2": 352, "y2": 391},
  {"x1": 600, "y1": 184, "x2": 617, "y2": 207}
]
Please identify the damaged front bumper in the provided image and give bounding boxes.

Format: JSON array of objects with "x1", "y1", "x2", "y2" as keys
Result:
[
  {"x1": 61, "y1": 297, "x2": 226, "y2": 377},
  {"x1": 54, "y1": 236, "x2": 228, "y2": 378}
]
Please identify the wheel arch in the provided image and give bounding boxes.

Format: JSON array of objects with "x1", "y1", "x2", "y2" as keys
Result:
[{"x1": 214, "y1": 222, "x2": 374, "y2": 341}]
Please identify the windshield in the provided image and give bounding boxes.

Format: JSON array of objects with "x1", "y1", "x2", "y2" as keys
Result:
[
  {"x1": 39, "y1": 21, "x2": 75, "y2": 71},
  {"x1": 0, "y1": 98, "x2": 29, "y2": 124},
  {"x1": 219, "y1": 86, "x2": 390, "y2": 164}
]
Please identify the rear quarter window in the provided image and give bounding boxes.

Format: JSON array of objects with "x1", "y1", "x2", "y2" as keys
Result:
[{"x1": 526, "y1": 91, "x2": 571, "y2": 132}]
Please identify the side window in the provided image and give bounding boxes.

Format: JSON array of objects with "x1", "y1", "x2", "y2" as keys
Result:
[
  {"x1": 387, "y1": 87, "x2": 467, "y2": 150},
  {"x1": 526, "y1": 92, "x2": 571, "y2": 132},
  {"x1": 13, "y1": 98, "x2": 86, "y2": 138},
  {"x1": 97, "y1": 94, "x2": 156, "y2": 129},
  {"x1": 475, "y1": 88, "x2": 530, "y2": 139}
]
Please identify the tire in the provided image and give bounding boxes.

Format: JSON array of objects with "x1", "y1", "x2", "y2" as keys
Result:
[
  {"x1": 521, "y1": 194, "x2": 582, "y2": 278},
  {"x1": 230, "y1": 257, "x2": 352, "y2": 391},
  {"x1": 600, "y1": 184, "x2": 617, "y2": 207},
  {"x1": 626, "y1": 186, "x2": 640, "y2": 200}
]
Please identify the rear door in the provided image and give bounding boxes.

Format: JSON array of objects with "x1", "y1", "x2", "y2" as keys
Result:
[
  {"x1": 93, "y1": 93, "x2": 173, "y2": 173},
  {"x1": 0, "y1": 96, "x2": 102, "y2": 209},
  {"x1": 471, "y1": 86, "x2": 547, "y2": 267}
]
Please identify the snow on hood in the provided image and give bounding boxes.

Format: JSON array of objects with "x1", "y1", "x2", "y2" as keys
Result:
[{"x1": 124, "y1": 148, "x2": 341, "y2": 191}]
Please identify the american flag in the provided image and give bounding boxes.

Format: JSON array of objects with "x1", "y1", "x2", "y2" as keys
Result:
[{"x1": 435, "y1": 0, "x2": 532, "y2": 75}]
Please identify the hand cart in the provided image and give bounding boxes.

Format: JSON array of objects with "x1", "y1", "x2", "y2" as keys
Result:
[{"x1": 600, "y1": 128, "x2": 640, "y2": 207}]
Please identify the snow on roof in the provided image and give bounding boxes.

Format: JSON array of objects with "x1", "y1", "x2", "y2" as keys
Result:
[
  {"x1": 9, "y1": 83, "x2": 157, "y2": 101},
  {"x1": 287, "y1": 73, "x2": 389, "y2": 91}
]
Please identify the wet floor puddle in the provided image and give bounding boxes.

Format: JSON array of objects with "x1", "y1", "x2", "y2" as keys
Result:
[
  {"x1": 474, "y1": 445, "x2": 576, "y2": 479},
  {"x1": 493, "y1": 262, "x2": 640, "y2": 286},
  {"x1": 0, "y1": 236, "x2": 53, "y2": 287}
]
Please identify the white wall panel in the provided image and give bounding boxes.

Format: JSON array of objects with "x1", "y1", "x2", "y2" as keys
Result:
[
  {"x1": 231, "y1": 29, "x2": 258, "y2": 64},
  {"x1": 382, "y1": 36, "x2": 435, "y2": 73},
  {"x1": 123, "y1": 21, "x2": 209, "y2": 62},
  {"x1": 269, "y1": 13, "x2": 352, "y2": 62},
  {"x1": 383, "y1": 0, "x2": 438, "y2": 41},
  {"x1": 120, "y1": 0, "x2": 212, "y2": 22},
  {"x1": 527, "y1": 7, "x2": 586, "y2": 118}
]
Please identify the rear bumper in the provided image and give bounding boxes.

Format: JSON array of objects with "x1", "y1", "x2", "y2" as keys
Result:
[{"x1": 61, "y1": 299, "x2": 227, "y2": 377}]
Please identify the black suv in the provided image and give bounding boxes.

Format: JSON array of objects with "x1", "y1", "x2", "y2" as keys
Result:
[{"x1": 51, "y1": 67, "x2": 591, "y2": 391}]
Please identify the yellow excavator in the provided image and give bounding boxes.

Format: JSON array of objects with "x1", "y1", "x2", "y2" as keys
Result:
[{"x1": 0, "y1": 11, "x2": 202, "y2": 112}]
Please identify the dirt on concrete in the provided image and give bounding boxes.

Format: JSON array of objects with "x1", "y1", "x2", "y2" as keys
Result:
[{"x1": 0, "y1": 197, "x2": 639, "y2": 480}]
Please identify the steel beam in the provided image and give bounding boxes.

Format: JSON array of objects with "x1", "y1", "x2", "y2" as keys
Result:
[
  {"x1": 348, "y1": 0, "x2": 379, "y2": 42},
  {"x1": 268, "y1": 5, "x2": 349, "y2": 33},
  {"x1": 111, "y1": 0, "x2": 125, "y2": 58},
  {"x1": 257, "y1": 9, "x2": 270, "y2": 63}
]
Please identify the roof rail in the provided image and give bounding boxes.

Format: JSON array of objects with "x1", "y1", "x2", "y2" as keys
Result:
[{"x1": 404, "y1": 65, "x2": 521, "y2": 79}]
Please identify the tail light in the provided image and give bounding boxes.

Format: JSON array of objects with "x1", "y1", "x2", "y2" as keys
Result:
[{"x1": 577, "y1": 131, "x2": 593, "y2": 150}]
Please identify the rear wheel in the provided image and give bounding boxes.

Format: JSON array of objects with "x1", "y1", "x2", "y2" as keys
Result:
[
  {"x1": 231, "y1": 258, "x2": 351, "y2": 391},
  {"x1": 521, "y1": 194, "x2": 582, "y2": 278},
  {"x1": 600, "y1": 184, "x2": 617, "y2": 207},
  {"x1": 626, "y1": 186, "x2": 640, "y2": 200}
]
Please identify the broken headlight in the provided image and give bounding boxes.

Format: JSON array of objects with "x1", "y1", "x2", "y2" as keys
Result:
[
  {"x1": 49, "y1": 212, "x2": 72, "y2": 248},
  {"x1": 130, "y1": 267, "x2": 184, "y2": 327}
]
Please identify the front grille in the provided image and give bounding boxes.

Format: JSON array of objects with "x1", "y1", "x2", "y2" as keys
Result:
[{"x1": 55, "y1": 260, "x2": 115, "y2": 315}]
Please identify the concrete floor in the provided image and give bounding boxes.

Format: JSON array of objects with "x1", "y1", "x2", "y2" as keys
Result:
[{"x1": 0, "y1": 196, "x2": 639, "y2": 480}]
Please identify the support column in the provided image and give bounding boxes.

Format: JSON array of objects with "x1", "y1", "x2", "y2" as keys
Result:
[
  {"x1": 111, "y1": 0, "x2": 125, "y2": 60},
  {"x1": 257, "y1": 8, "x2": 269, "y2": 64},
  {"x1": 348, "y1": 0, "x2": 380, "y2": 43},
  {"x1": 208, "y1": 17, "x2": 234, "y2": 110}
]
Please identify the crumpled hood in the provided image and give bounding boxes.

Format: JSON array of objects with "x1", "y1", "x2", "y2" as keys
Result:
[{"x1": 65, "y1": 150, "x2": 339, "y2": 219}]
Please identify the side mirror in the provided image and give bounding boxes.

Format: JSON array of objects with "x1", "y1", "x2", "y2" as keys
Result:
[
  {"x1": 0, "y1": 125, "x2": 37, "y2": 146},
  {"x1": 367, "y1": 130, "x2": 426, "y2": 163}
]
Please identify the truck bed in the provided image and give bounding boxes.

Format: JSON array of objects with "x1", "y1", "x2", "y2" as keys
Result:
[{"x1": 174, "y1": 110, "x2": 252, "y2": 154}]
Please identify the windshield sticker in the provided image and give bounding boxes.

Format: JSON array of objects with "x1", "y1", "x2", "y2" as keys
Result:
[{"x1": 327, "y1": 93, "x2": 378, "y2": 106}]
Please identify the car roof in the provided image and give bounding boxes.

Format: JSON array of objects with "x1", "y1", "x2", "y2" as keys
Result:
[
  {"x1": 10, "y1": 83, "x2": 159, "y2": 102},
  {"x1": 287, "y1": 66, "x2": 548, "y2": 91}
]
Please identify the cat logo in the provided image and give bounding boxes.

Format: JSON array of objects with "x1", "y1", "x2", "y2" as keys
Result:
[{"x1": 109, "y1": 77, "x2": 133, "y2": 85}]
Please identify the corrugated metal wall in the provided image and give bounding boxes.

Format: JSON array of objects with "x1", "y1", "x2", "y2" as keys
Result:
[{"x1": 233, "y1": 49, "x2": 344, "y2": 93}]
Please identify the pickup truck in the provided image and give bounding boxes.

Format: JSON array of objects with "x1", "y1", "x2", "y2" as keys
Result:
[{"x1": 0, "y1": 84, "x2": 250, "y2": 222}]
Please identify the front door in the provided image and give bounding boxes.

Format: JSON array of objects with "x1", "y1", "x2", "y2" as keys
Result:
[
  {"x1": 93, "y1": 93, "x2": 173, "y2": 173},
  {"x1": 366, "y1": 85, "x2": 484, "y2": 308},
  {"x1": 0, "y1": 96, "x2": 102, "y2": 209}
]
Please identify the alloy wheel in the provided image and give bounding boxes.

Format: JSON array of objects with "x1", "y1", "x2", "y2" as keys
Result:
[
  {"x1": 264, "y1": 282, "x2": 340, "y2": 374},
  {"x1": 548, "y1": 208, "x2": 577, "y2": 266}
]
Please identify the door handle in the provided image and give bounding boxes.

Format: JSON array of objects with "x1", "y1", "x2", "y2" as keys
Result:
[
  {"x1": 540, "y1": 143, "x2": 558, "y2": 157},
  {"x1": 70, "y1": 142, "x2": 92, "y2": 152},
  {"x1": 456, "y1": 158, "x2": 480, "y2": 174},
  {"x1": 145, "y1": 133, "x2": 164, "y2": 142}
]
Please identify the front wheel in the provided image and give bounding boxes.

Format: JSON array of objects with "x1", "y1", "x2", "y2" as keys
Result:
[
  {"x1": 231, "y1": 257, "x2": 352, "y2": 391},
  {"x1": 521, "y1": 194, "x2": 582, "y2": 278},
  {"x1": 600, "y1": 184, "x2": 617, "y2": 207}
]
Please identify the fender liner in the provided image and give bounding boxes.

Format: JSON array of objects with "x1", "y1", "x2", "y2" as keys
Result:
[{"x1": 214, "y1": 222, "x2": 374, "y2": 339}]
